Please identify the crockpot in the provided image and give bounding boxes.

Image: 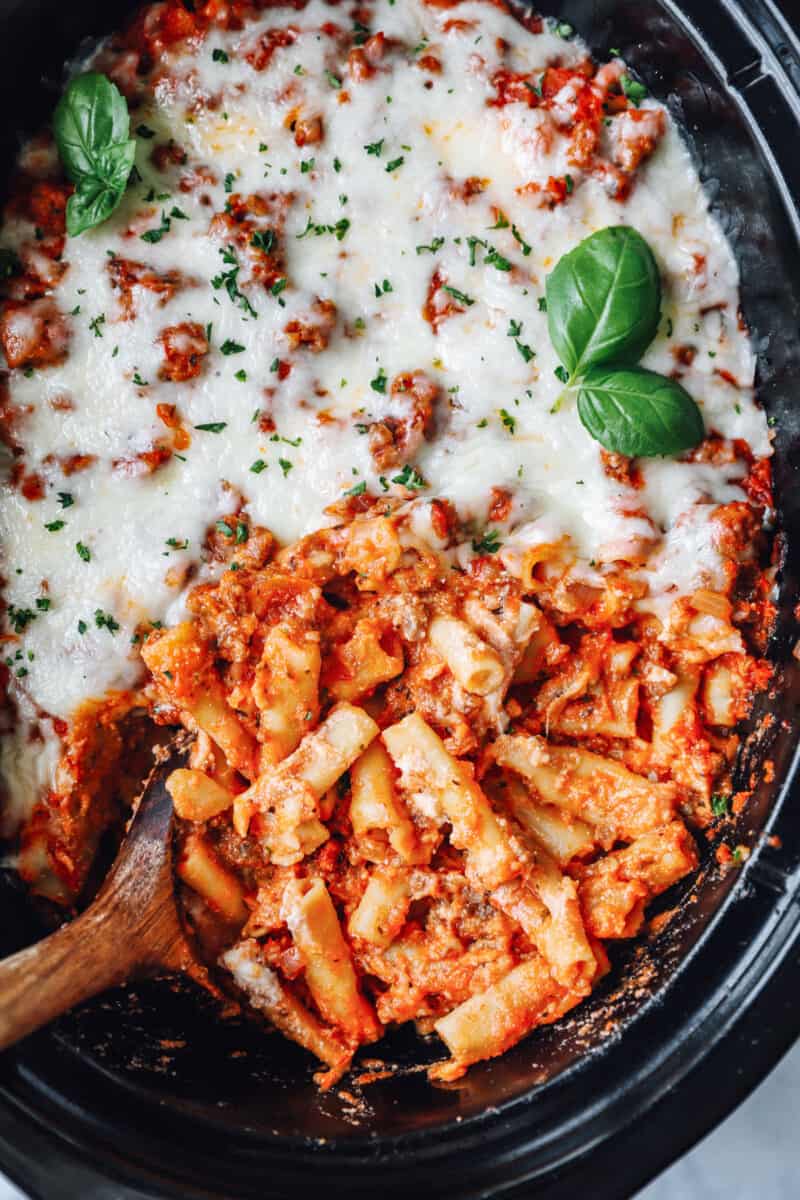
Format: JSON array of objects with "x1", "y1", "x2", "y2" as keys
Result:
[{"x1": 0, "y1": 1, "x2": 799, "y2": 1197}]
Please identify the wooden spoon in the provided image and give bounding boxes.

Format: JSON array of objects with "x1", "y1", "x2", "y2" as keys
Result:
[{"x1": 0, "y1": 762, "x2": 190, "y2": 1052}]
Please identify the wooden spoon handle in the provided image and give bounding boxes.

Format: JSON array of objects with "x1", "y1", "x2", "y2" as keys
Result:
[
  {"x1": 0, "y1": 904, "x2": 142, "y2": 1052},
  {"x1": 0, "y1": 763, "x2": 187, "y2": 1053}
]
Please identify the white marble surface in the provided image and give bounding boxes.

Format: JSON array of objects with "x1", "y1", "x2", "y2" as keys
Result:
[
  {"x1": 0, "y1": 1040, "x2": 797, "y2": 1198},
  {"x1": 637, "y1": 1038, "x2": 800, "y2": 1199}
]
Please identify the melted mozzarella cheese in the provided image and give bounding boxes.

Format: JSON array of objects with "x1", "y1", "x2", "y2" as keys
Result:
[{"x1": 0, "y1": 0, "x2": 769, "y2": 823}]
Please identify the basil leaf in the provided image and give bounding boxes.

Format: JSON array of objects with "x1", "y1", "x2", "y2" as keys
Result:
[
  {"x1": 95, "y1": 140, "x2": 137, "y2": 192},
  {"x1": 546, "y1": 226, "x2": 661, "y2": 377},
  {"x1": 66, "y1": 176, "x2": 126, "y2": 237},
  {"x1": 54, "y1": 73, "x2": 132, "y2": 179},
  {"x1": 577, "y1": 365, "x2": 704, "y2": 457},
  {"x1": 53, "y1": 72, "x2": 135, "y2": 236}
]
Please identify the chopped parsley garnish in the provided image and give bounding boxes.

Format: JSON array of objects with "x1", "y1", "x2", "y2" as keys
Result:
[
  {"x1": 212, "y1": 244, "x2": 258, "y2": 318},
  {"x1": 270, "y1": 277, "x2": 288, "y2": 298},
  {"x1": 364, "y1": 138, "x2": 384, "y2": 157},
  {"x1": 344, "y1": 480, "x2": 367, "y2": 496},
  {"x1": 212, "y1": 47, "x2": 229, "y2": 62},
  {"x1": 141, "y1": 210, "x2": 172, "y2": 243},
  {"x1": 538, "y1": 296, "x2": 548, "y2": 312},
  {"x1": 385, "y1": 155, "x2": 405, "y2": 173},
  {"x1": 333, "y1": 156, "x2": 342, "y2": 172},
  {"x1": 235, "y1": 369, "x2": 247, "y2": 381},
  {"x1": 555, "y1": 21, "x2": 574, "y2": 38},
  {"x1": 300, "y1": 158, "x2": 315, "y2": 174},
  {"x1": 621, "y1": 73, "x2": 649, "y2": 106},
  {"x1": 195, "y1": 421, "x2": 227, "y2": 433},
  {"x1": 251, "y1": 229, "x2": 276, "y2": 254},
  {"x1": 170, "y1": 205, "x2": 188, "y2": 220},
  {"x1": 508, "y1": 322, "x2": 535, "y2": 362},
  {"x1": 391, "y1": 464, "x2": 426, "y2": 490},
  {"x1": 442, "y1": 284, "x2": 474, "y2": 306},
  {"x1": 76, "y1": 542, "x2": 91, "y2": 562},
  {"x1": 565, "y1": 173, "x2": 574, "y2": 194},
  {"x1": 235, "y1": 521, "x2": 248, "y2": 544},
  {"x1": 77, "y1": 619, "x2": 87, "y2": 635},
  {"x1": 511, "y1": 224, "x2": 531, "y2": 256},
  {"x1": 132, "y1": 371, "x2": 149, "y2": 386},
  {"x1": 416, "y1": 237, "x2": 445, "y2": 255},
  {"x1": 94, "y1": 609, "x2": 120, "y2": 633},
  {"x1": 278, "y1": 458, "x2": 293, "y2": 477},
  {"x1": 484, "y1": 246, "x2": 512, "y2": 272},
  {"x1": 325, "y1": 69, "x2": 342, "y2": 88},
  {"x1": 370, "y1": 367, "x2": 388, "y2": 394},
  {"x1": 554, "y1": 365, "x2": 570, "y2": 384},
  {"x1": 166, "y1": 537, "x2": 188, "y2": 549},
  {"x1": 216, "y1": 520, "x2": 234, "y2": 536},
  {"x1": 269, "y1": 357, "x2": 279, "y2": 372},
  {"x1": 7, "y1": 605, "x2": 37, "y2": 633},
  {"x1": 499, "y1": 408, "x2": 516, "y2": 434},
  {"x1": 224, "y1": 171, "x2": 236, "y2": 193},
  {"x1": 472, "y1": 528, "x2": 502, "y2": 554},
  {"x1": 35, "y1": 597, "x2": 51, "y2": 612},
  {"x1": 250, "y1": 459, "x2": 267, "y2": 474},
  {"x1": 488, "y1": 214, "x2": 509, "y2": 231},
  {"x1": 136, "y1": 123, "x2": 156, "y2": 138},
  {"x1": 467, "y1": 236, "x2": 485, "y2": 267},
  {"x1": 220, "y1": 339, "x2": 245, "y2": 355},
  {"x1": 296, "y1": 216, "x2": 350, "y2": 241},
  {"x1": 89, "y1": 313, "x2": 106, "y2": 338},
  {"x1": 711, "y1": 793, "x2": 730, "y2": 817},
  {"x1": 44, "y1": 519, "x2": 66, "y2": 532},
  {"x1": 374, "y1": 279, "x2": 393, "y2": 297}
]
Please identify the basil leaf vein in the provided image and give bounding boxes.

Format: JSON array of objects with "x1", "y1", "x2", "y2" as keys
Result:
[{"x1": 577, "y1": 365, "x2": 704, "y2": 457}]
